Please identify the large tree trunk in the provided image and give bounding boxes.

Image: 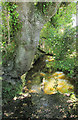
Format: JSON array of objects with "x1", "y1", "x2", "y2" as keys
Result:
[{"x1": 3, "y1": 2, "x2": 60, "y2": 82}]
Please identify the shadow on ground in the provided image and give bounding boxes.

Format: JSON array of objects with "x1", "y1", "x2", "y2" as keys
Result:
[{"x1": 2, "y1": 92, "x2": 78, "y2": 119}]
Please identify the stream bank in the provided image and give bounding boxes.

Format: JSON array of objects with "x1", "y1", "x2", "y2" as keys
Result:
[
  {"x1": 2, "y1": 55, "x2": 78, "y2": 119},
  {"x1": 31, "y1": 92, "x2": 78, "y2": 119},
  {"x1": 2, "y1": 92, "x2": 78, "y2": 119}
]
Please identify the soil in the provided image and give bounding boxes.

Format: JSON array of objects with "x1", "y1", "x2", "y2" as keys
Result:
[{"x1": 2, "y1": 92, "x2": 78, "y2": 119}]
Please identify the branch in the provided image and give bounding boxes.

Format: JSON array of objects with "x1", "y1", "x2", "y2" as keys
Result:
[{"x1": 37, "y1": 46, "x2": 54, "y2": 56}]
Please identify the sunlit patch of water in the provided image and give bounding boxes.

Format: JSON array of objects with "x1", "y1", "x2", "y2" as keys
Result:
[
  {"x1": 27, "y1": 71, "x2": 74, "y2": 95},
  {"x1": 43, "y1": 72, "x2": 74, "y2": 94}
]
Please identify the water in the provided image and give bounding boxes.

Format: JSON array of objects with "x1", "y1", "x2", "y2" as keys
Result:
[
  {"x1": 20, "y1": 56, "x2": 78, "y2": 118},
  {"x1": 25, "y1": 71, "x2": 74, "y2": 95},
  {"x1": 43, "y1": 72, "x2": 74, "y2": 94},
  {"x1": 23, "y1": 55, "x2": 74, "y2": 95}
]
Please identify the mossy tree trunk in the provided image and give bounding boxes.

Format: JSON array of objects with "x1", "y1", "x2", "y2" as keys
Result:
[{"x1": 3, "y1": 2, "x2": 60, "y2": 82}]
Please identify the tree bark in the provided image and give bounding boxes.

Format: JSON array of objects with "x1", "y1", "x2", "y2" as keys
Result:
[{"x1": 3, "y1": 2, "x2": 61, "y2": 81}]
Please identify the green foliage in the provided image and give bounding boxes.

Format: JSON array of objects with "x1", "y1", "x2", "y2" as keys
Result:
[
  {"x1": 1, "y1": 2, "x2": 22, "y2": 63},
  {"x1": 40, "y1": 2, "x2": 76, "y2": 79},
  {"x1": 3, "y1": 81, "x2": 23, "y2": 104},
  {"x1": 47, "y1": 57, "x2": 75, "y2": 78},
  {"x1": 51, "y1": 2, "x2": 76, "y2": 28},
  {"x1": 1, "y1": 2, "x2": 23, "y2": 104},
  {"x1": 2, "y1": 41, "x2": 17, "y2": 64},
  {"x1": 40, "y1": 23, "x2": 76, "y2": 60},
  {"x1": 35, "y1": 2, "x2": 53, "y2": 14},
  {"x1": 2, "y1": 2, "x2": 22, "y2": 37}
]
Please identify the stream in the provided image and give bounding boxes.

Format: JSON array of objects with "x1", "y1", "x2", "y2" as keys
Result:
[
  {"x1": 24, "y1": 55, "x2": 74, "y2": 96},
  {"x1": 3, "y1": 55, "x2": 78, "y2": 119}
]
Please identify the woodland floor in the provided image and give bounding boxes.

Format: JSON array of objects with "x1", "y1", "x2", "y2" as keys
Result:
[{"x1": 2, "y1": 91, "x2": 78, "y2": 119}]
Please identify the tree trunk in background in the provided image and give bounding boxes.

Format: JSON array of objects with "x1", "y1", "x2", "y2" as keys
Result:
[{"x1": 3, "y1": 2, "x2": 60, "y2": 82}]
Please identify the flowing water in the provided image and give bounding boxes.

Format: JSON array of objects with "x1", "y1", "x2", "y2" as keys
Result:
[
  {"x1": 23, "y1": 55, "x2": 74, "y2": 96},
  {"x1": 26, "y1": 71, "x2": 74, "y2": 95}
]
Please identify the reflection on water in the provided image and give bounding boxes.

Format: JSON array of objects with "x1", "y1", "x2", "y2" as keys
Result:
[{"x1": 26, "y1": 71, "x2": 74, "y2": 95}]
